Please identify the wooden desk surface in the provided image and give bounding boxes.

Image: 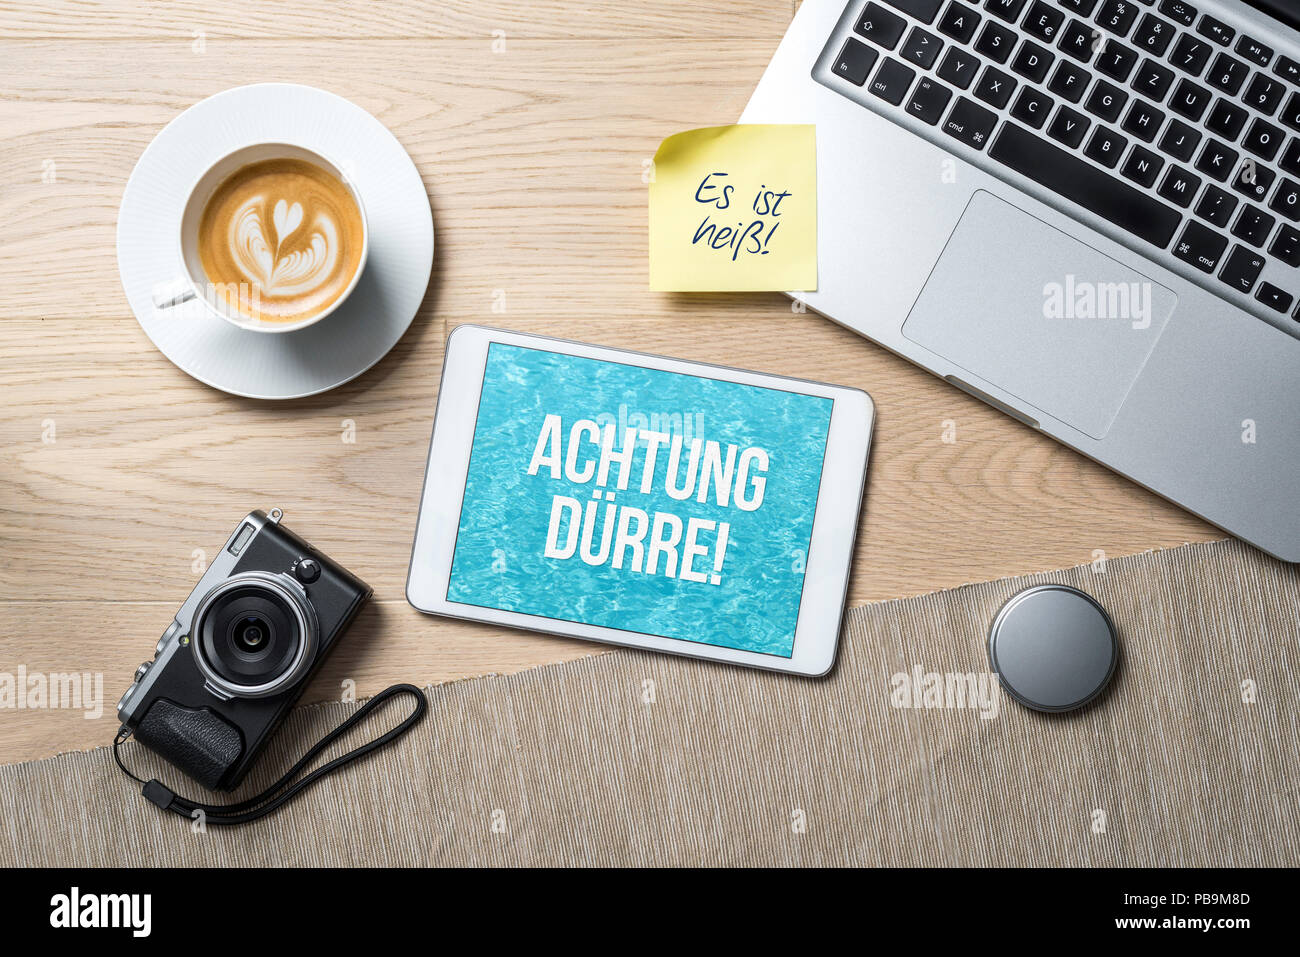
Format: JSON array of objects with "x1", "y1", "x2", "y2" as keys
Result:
[{"x1": 0, "y1": 0, "x2": 1219, "y2": 765}]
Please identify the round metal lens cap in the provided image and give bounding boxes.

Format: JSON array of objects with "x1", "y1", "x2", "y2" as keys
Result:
[{"x1": 988, "y1": 584, "x2": 1118, "y2": 713}]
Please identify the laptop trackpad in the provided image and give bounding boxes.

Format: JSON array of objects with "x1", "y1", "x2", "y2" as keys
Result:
[{"x1": 902, "y1": 190, "x2": 1177, "y2": 439}]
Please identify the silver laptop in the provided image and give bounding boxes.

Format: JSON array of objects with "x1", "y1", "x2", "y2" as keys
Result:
[{"x1": 743, "y1": 0, "x2": 1300, "y2": 562}]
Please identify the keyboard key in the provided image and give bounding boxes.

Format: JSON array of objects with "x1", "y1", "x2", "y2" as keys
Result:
[
  {"x1": 1255, "y1": 282, "x2": 1292, "y2": 313},
  {"x1": 1096, "y1": 41, "x2": 1138, "y2": 80},
  {"x1": 1169, "y1": 78, "x2": 1211, "y2": 121},
  {"x1": 869, "y1": 57, "x2": 918, "y2": 104},
  {"x1": 1057, "y1": 18, "x2": 1097, "y2": 62},
  {"x1": 1122, "y1": 99, "x2": 1165, "y2": 141},
  {"x1": 1205, "y1": 99, "x2": 1248, "y2": 142},
  {"x1": 984, "y1": 0, "x2": 1027, "y2": 23},
  {"x1": 1157, "y1": 164, "x2": 1201, "y2": 207},
  {"x1": 1095, "y1": 0, "x2": 1139, "y2": 37},
  {"x1": 1059, "y1": 0, "x2": 1100, "y2": 14},
  {"x1": 937, "y1": 47, "x2": 982, "y2": 88},
  {"x1": 1269, "y1": 223, "x2": 1300, "y2": 266},
  {"x1": 938, "y1": 2, "x2": 982, "y2": 43},
  {"x1": 1157, "y1": 0, "x2": 1196, "y2": 27},
  {"x1": 1159, "y1": 118, "x2": 1201, "y2": 160},
  {"x1": 1273, "y1": 56, "x2": 1300, "y2": 84},
  {"x1": 1164, "y1": 91, "x2": 1211, "y2": 138},
  {"x1": 1084, "y1": 125, "x2": 1128, "y2": 167},
  {"x1": 1281, "y1": 138, "x2": 1300, "y2": 177},
  {"x1": 1049, "y1": 60, "x2": 1091, "y2": 101},
  {"x1": 883, "y1": 0, "x2": 945, "y2": 23},
  {"x1": 1048, "y1": 104, "x2": 1091, "y2": 147},
  {"x1": 1172, "y1": 219, "x2": 1229, "y2": 272},
  {"x1": 1195, "y1": 138, "x2": 1238, "y2": 182},
  {"x1": 1269, "y1": 178, "x2": 1300, "y2": 222},
  {"x1": 857, "y1": 3, "x2": 909, "y2": 49},
  {"x1": 1011, "y1": 86, "x2": 1054, "y2": 128},
  {"x1": 1085, "y1": 79, "x2": 1128, "y2": 122},
  {"x1": 1023, "y1": 1, "x2": 1065, "y2": 42},
  {"x1": 1131, "y1": 58, "x2": 1174, "y2": 101},
  {"x1": 1170, "y1": 33, "x2": 1211, "y2": 76},
  {"x1": 1205, "y1": 53, "x2": 1249, "y2": 96},
  {"x1": 1242, "y1": 118, "x2": 1284, "y2": 162},
  {"x1": 902, "y1": 27, "x2": 945, "y2": 68},
  {"x1": 1132, "y1": 13, "x2": 1175, "y2": 57},
  {"x1": 908, "y1": 75, "x2": 956, "y2": 123},
  {"x1": 833, "y1": 39, "x2": 880, "y2": 86},
  {"x1": 1231, "y1": 204, "x2": 1276, "y2": 247},
  {"x1": 1121, "y1": 144, "x2": 1164, "y2": 186},
  {"x1": 975, "y1": 20, "x2": 1018, "y2": 63},
  {"x1": 1196, "y1": 15, "x2": 1234, "y2": 47},
  {"x1": 1243, "y1": 74, "x2": 1286, "y2": 116},
  {"x1": 1281, "y1": 94, "x2": 1300, "y2": 134},
  {"x1": 1195, "y1": 184, "x2": 1237, "y2": 226},
  {"x1": 1235, "y1": 35, "x2": 1273, "y2": 68},
  {"x1": 941, "y1": 96, "x2": 999, "y2": 148},
  {"x1": 988, "y1": 122, "x2": 1182, "y2": 246},
  {"x1": 1219, "y1": 245, "x2": 1265, "y2": 293},
  {"x1": 1011, "y1": 40, "x2": 1055, "y2": 82},
  {"x1": 1232, "y1": 157, "x2": 1275, "y2": 203},
  {"x1": 974, "y1": 66, "x2": 1017, "y2": 108}
]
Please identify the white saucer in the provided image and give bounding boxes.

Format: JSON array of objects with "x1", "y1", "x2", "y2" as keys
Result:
[{"x1": 117, "y1": 83, "x2": 434, "y2": 399}]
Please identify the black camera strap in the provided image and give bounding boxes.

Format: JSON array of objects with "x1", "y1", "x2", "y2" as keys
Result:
[{"x1": 113, "y1": 683, "x2": 427, "y2": 826}]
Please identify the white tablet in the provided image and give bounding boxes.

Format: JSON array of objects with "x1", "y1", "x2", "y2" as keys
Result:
[{"x1": 407, "y1": 325, "x2": 874, "y2": 677}]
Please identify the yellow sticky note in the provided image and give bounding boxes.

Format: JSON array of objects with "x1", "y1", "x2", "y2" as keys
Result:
[{"x1": 649, "y1": 124, "x2": 816, "y2": 292}]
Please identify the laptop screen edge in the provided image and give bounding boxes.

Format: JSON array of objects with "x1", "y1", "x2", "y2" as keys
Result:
[{"x1": 1241, "y1": 0, "x2": 1300, "y2": 35}]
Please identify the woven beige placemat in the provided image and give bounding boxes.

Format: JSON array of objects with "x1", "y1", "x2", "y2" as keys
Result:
[{"x1": 2, "y1": 538, "x2": 1296, "y2": 866}]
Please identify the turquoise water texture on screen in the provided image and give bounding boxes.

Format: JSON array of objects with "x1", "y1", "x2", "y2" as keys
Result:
[{"x1": 446, "y1": 343, "x2": 833, "y2": 657}]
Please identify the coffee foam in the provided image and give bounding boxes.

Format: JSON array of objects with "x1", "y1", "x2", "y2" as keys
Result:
[{"x1": 198, "y1": 158, "x2": 364, "y2": 323}]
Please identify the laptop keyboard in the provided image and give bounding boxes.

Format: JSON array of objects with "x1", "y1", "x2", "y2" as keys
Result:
[{"x1": 817, "y1": 0, "x2": 1300, "y2": 327}]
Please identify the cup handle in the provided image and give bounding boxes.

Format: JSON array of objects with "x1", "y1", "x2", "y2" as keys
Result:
[{"x1": 152, "y1": 277, "x2": 195, "y2": 310}]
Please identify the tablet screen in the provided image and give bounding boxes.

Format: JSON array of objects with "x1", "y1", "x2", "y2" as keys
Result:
[{"x1": 446, "y1": 342, "x2": 833, "y2": 658}]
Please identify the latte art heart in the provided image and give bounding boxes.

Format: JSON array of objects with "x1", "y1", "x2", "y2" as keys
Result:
[
  {"x1": 198, "y1": 158, "x2": 364, "y2": 323},
  {"x1": 273, "y1": 199, "x2": 303, "y2": 243},
  {"x1": 230, "y1": 202, "x2": 339, "y2": 296}
]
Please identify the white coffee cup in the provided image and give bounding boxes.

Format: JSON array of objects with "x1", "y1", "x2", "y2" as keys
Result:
[{"x1": 153, "y1": 143, "x2": 369, "y2": 334}]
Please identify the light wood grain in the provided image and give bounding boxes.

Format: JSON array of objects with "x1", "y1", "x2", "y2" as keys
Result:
[
  {"x1": 0, "y1": 38, "x2": 776, "y2": 320},
  {"x1": 0, "y1": 1, "x2": 1220, "y2": 765},
  {"x1": 0, "y1": 1, "x2": 797, "y2": 39}
]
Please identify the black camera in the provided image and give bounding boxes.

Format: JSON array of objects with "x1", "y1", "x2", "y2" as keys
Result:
[{"x1": 116, "y1": 509, "x2": 371, "y2": 791}]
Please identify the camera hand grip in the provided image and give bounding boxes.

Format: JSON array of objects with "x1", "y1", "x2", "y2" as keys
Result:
[
  {"x1": 117, "y1": 684, "x2": 426, "y2": 826},
  {"x1": 134, "y1": 698, "x2": 244, "y2": 790}
]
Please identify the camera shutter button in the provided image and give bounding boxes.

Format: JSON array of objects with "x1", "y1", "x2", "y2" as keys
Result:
[{"x1": 293, "y1": 558, "x2": 321, "y2": 583}]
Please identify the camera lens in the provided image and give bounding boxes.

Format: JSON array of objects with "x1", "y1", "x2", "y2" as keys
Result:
[
  {"x1": 233, "y1": 615, "x2": 268, "y2": 652},
  {"x1": 193, "y1": 575, "x2": 316, "y2": 697}
]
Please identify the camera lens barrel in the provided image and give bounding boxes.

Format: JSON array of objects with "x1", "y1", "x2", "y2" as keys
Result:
[{"x1": 191, "y1": 572, "x2": 320, "y2": 699}]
